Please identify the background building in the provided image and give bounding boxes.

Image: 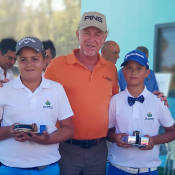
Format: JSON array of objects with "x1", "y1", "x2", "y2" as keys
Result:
[{"x1": 81, "y1": 0, "x2": 175, "y2": 119}]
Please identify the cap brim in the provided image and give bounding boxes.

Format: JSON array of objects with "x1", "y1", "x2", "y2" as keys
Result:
[
  {"x1": 79, "y1": 24, "x2": 106, "y2": 32},
  {"x1": 16, "y1": 45, "x2": 43, "y2": 55},
  {"x1": 121, "y1": 58, "x2": 149, "y2": 68}
]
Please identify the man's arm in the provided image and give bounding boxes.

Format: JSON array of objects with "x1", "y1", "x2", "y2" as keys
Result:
[{"x1": 152, "y1": 91, "x2": 169, "y2": 108}]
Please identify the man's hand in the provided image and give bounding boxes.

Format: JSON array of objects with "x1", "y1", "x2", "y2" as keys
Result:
[
  {"x1": 23, "y1": 131, "x2": 50, "y2": 145},
  {"x1": 0, "y1": 78, "x2": 9, "y2": 87},
  {"x1": 114, "y1": 133, "x2": 132, "y2": 148},
  {"x1": 153, "y1": 91, "x2": 169, "y2": 108},
  {"x1": 139, "y1": 135, "x2": 154, "y2": 150},
  {"x1": 9, "y1": 124, "x2": 27, "y2": 142}
]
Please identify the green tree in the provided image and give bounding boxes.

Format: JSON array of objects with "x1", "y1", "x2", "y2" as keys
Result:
[{"x1": 0, "y1": 0, "x2": 81, "y2": 56}]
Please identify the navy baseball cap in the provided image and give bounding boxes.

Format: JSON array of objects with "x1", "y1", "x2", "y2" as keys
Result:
[
  {"x1": 121, "y1": 50, "x2": 149, "y2": 69},
  {"x1": 16, "y1": 37, "x2": 46, "y2": 56}
]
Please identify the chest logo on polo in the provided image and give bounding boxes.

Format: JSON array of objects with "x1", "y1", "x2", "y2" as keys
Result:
[
  {"x1": 145, "y1": 112, "x2": 154, "y2": 120},
  {"x1": 43, "y1": 100, "x2": 53, "y2": 109},
  {"x1": 102, "y1": 75, "x2": 112, "y2": 82}
]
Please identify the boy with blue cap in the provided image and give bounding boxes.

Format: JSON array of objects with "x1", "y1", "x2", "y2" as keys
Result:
[{"x1": 107, "y1": 50, "x2": 175, "y2": 175}]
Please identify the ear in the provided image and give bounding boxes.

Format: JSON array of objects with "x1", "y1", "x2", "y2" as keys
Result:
[
  {"x1": 102, "y1": 34, "x2": 107, "y2": 44},
  {"x1": 43, "y1": 58, "x2": 46, "y2": 68},
  {"x1": 122, "y1": 67, "x2": 125, "y2": 74},
  {"x1": 76, "y1": 30, "x2": 80, "y2": 41},
  {"x1": 122, "y1": 67, "x2": 127, "y2": 80},
  {"x1": 145, "y1": 69, "x2": 150, "y2": 78}
]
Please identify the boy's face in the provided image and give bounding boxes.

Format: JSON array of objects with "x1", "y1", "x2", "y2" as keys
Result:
[
  {"x1": 17, "y1": 47, "x2": 46, "y2": 83},
  {"x1": 122, "y1": 60, "x2": 150, "y2": 87}
]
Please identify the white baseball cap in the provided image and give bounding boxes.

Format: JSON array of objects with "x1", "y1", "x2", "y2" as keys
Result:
[{"x1": 79, "y1": 11, "x2": 107, "y2": 32}]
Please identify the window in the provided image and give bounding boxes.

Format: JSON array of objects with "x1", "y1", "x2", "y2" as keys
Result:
[{"x1": 154, "y1": 22, "x2": 175, "y2": 97}]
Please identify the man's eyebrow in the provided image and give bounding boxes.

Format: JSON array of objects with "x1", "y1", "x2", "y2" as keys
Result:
[{"x1": 82, "y1": 30, "x2": 90, "y2": 32}]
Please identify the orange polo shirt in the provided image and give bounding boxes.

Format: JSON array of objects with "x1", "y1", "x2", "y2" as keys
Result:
[{"x1": 44, "y1": 49, "x2": 119, "y2": 140}]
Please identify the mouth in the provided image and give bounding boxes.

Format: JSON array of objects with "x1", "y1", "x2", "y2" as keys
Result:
[
  {"x1": 7, "y1": 64, "x2": 13, "y2": 68},
  {"x1": 26, "y1": 69, "x2": 35, "y2": 72},
  {"x1": 130, "y1": 77, "x2": 138, "y2": 80},
  {"x1": 86, "y1": 44, "x2": 96, "y2": 48}
]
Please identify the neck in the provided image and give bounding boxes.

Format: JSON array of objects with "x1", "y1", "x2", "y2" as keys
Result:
[
  {"x1": 0, "y1": 65, "x2": 7, "y2": 77},
  {"x1": 20, "y1": 77, "x2": 42, "y2": 93},
  {"x1": 127, "y1": 84, "x2": 145, "y2": 97},
  {"x1": 75, "y1": 50, "x2": 99, "y2": 72},
  {"x1": 3, "y1": 69, "x2": 7, "y2": 77}
]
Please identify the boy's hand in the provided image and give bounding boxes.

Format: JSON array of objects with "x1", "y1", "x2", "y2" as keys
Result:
[
  {"x1": 153, "y1": 91, "x2": 169, "y2": 108},
  {"x1": 115, "y1": 133, "x2": 132, "y2": 148},
  {"x1": 139, "y1": 135, "x2": 154, "y2": 150},
  {"x1": 23, "y1": 131, "x2": 50, "y2": 145},
  {"x1": 0, "y1": 78, "x2": 9, "y2": 87},
  {"x1": 9, "y1": 124, "x2": 27, "y2": 142}
]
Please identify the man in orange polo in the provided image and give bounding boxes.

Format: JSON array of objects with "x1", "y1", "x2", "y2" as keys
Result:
[{"x1": 44, "y1": 11, "x2": 119, "y2": 175}]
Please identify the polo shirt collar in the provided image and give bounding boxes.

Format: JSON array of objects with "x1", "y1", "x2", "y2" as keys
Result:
[
  {"x1": 123, "y1": 86, "x2": 149, "y2": 101},
  {"x1": 0, "y1": 67, "x2": 11, "y2": 79},
  {"x1": 67, "y1": 49, "x2": 107, "y2": 65},
  {"x1": 13, "y1": 75, "x2": 50, "y2": 90}
]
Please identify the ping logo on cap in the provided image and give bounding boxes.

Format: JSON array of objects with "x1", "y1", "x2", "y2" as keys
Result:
[
  {"x1": 19, "y1": 37, "x2": 36, "y2": 45},
  {"x1": 84, "y1": 15, "x2": 103, "y2": 23}
]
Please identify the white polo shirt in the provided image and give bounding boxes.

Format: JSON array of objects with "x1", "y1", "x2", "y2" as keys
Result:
[
  {"x1": 0, "y1": 67, "x2": 15, "y2": 81},
  {"x1": 0, "y1": 76, "x2": 74, "y2": 168},
  {"x1": 108, "y1": 86, "x2": 174, "y2": 168}
]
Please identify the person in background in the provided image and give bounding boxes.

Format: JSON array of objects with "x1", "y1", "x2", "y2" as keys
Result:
[
  {"x1": 0, "y1": 38, "x2": 17, "y2": 82},
  {"x1": 101, "y1": 41, "x2": 120, "y2": 64},
  {"x1": 118, "y1": 46, "x2": 159, "y2": 92},
  {"x1": 42, "y1": 40, "x2": 56, "y2": 71}
]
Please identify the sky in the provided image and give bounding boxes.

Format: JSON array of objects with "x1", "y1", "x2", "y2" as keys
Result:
[{"x1": 23, "y1": 0, "x2": 66, "y2": 12}]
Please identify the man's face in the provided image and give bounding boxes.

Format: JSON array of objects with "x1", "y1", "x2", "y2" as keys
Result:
[
  {"x1": 45, "y1": 48, "x2": 53, "y2": 69},
  {"x1": 123, "y1": 60, "x2": 150, "y2": 87},
  {"x1": 76, "y1": 26, "x2": 106, "y2": 57},
  {"x1": 104, "y1": 43, "x2": 120, "y2": 64},
  {"x1": 0, "y1": 50, "x2": 16, "y2": 70}
]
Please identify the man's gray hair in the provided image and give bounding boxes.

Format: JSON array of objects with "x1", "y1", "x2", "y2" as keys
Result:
[{"x1": 136, "y1": 46, "x2": 149, "y2": 55}]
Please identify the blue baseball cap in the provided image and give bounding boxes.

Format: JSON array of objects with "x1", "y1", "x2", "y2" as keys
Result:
[
  {"x1": 16, "y1": 37, "x2": 46, "y2": 56},
  {"x1": 121, "y1": 50, "x2": 149, "y2": 69}
]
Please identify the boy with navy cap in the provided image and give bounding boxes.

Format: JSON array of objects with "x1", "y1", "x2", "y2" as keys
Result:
[
  {"x1": 107, "y1": 50, "x2": 175, "y2": 175},
  {"x1": 0, "y1": 37, "x2": 74, "y2": 175}
]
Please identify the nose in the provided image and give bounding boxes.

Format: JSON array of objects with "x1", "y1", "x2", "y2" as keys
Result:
[
  {"x1": 11, "y1": 59, "x2": 16, "y2": 65},
  {"x1": 131, "y1": 69, "x2": 137, "y2": 74},
  {"x1": 87, "y1": 34, "x2": 97, "y2": 42},
  {"x1": 25, "y1": 60, "x2": 33, "y2": 67}
]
